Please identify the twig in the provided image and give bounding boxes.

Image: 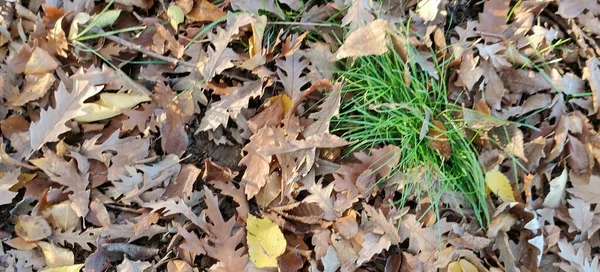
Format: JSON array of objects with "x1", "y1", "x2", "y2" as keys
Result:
[{"x1": 89, "y1": 27, "x2": 197, "y2": 68}]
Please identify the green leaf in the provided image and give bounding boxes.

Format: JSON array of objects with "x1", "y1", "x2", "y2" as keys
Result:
[
  {"x1": 92, "y1": 10, "x2": 121, "y2": 28},
  {"x1": 167, "y1": 5, "x2": 184, "y2": 30}
]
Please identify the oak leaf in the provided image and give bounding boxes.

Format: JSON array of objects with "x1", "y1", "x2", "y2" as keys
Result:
[
  {"x1": 198, "y1": 80, "x2": 264, "y2": 132},
  {"x1": 29, "y1": 79, "x2": 102, "y2": 153},
  {"x1": 341, "y1": 0, "x2": 375, "y2": 31}
]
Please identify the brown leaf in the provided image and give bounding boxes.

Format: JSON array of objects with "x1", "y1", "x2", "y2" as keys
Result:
[
  {"x1": 8, "y1": 73, "x2": 55, "y2": 106},
  {"x1": 335, "y1": 19, "x2": 388, "y2": 60},
  {"x1": 476, "y1": 0, "x2": 510, "y2": 41},
  {"x1": 567, "y1": 135, "x2": 590, "y2": 174},
  {"x1": 247, "y1": 95, "x2": 285, "y2": 134},
  {"x1": 240, "y1": 127, "x2": 284, "y2": 198},
  {"x1": 187, "y1": 0, "x2": 225, "y2": 21},
  {"x1": 278, "y1": 250, "x2": 304, "y2": 272},
  {"x1": 427, "y1": 120, "x2": 452, "y2": 159},
  {"x1": 501, "y1": 69, "x2": 553, "y2": 94},
  {"x1": 163, "y1": 164, "x2": 201, "y2": 199},
  {"x1": 30, "y1": 148, "x2": 90, "y2": 217},
  {"x1": 304, "y1": 82, "x2": 342, "y2": 136}
]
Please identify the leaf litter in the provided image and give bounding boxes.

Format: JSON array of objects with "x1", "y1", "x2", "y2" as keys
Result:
[{"x1": 1, "y1": 0, "x2": 600, "y2": 271}]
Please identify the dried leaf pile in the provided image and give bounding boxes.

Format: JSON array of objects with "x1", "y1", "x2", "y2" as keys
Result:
[{"x1": 1, "y1": 0, "x2": 600, "y2": 271}]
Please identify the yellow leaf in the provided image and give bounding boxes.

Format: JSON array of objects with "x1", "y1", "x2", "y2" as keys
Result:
[
  {"x1": 75, "y1": 93, "x2": 151, "y2": 122},
  {"x1": 41, "y1": 264, "x2": 84, "y2": 272},
  {"x1": 485, "y1": 169, "x2": 516, "y2": 202},
  {"x1": 246, "y1": 214, "x2": 286, "y2": 268},
  {"x1": 448, "y1": 259, "x2": 478, "y2": 272},
  {"x1": 268, "y1": 94, "x2": 293, "y2": 113}
]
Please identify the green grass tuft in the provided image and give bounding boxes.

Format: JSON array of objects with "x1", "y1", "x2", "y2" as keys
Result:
[{"x1": 331, "y1": 42, "x2": 490, "y2": 225}]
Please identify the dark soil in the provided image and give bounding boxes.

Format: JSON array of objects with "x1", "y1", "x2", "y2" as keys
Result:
[{"x1": 185, "y1": 125, "x2": 243, "y2": 171}]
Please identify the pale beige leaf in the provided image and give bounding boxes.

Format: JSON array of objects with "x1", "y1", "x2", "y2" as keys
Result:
[
  {"x1": 29, "y1": 79, "x2": 103, "y2": 153},
  {"x1": 15, "y1": 215, "x2": 52, "y2": 242},
  {"x1": 38, "y1": 242, "x2": 74, "y2": 268},
  {"x1": 40, "y1": 264, "x2": 84, "y2": 272},
  {"x1": 341, "y1": 0, "x2": 375, "y2": 31},
  {"x1": 335, "y1": 19, "x2": 389, "y2": 60},
  {"x1": 0, "y1": 169, "x2": 20, "y2": 205},
  {"x1": 230, "y1": 0, "x2": 285, "y2": 18},
  {"x1": 198, "y1": 80, "x2": 263, "y2": 132},
  {"x1": 543, "y1": 168, "x2": 568, "y2": 208},
  {"x1": 50, "y1": 228, "x2": 102, "y2": 251},
  {"x1": 557, "y1": 0, "x2": 598, "y2": 18},
  {"x1": 8, "y1": 73, "x2": 55, "y2": 106},
  {"x1": 46, "y1": 201, "x2": 79, "y2": 230},
  {"x1": 357, "y1": 232, "x2": 391, "y2": 265},
  {"x1": 568, "y1": 198, "x2": 594, "y2": 233},
  {"x1": 25, "y1": 47, "x2": 59, "y2": 75},
  {"x1": 567, "y1": 175, "x2": 600, "y2": 205},
  {"x1": 167, "y1": 260, "x2": 193, "y2": 272},
  {"x1": 116, "y1": 257, "x2": 152, "y2": 272},
  {"x1": 75, "y1": 93, "x2": 151, "y2": 123}
]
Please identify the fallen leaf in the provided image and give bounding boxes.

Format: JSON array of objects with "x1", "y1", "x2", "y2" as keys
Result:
[
  {"x1": 116, "y1": 257, "x2": 152, "y2": 272},
  {"x1": 0, "y1": 169, "x2": 20, "y2": 205},
  {"x1": 485, "y1": 169, "x2": 516, "y2": 202},
  {"x1": 38, "y1": 241, "x2": 74, "y2": 268},
  {"x1": 40, "y1": 264, "x2": 84, "y2": 272},
  {"x1": 335, "y1": 19, "x2": 389, "y2": 60},
  {"x1": 29, "y1": 78, "x2": 103, "y2": 153},
  {"x1": 542, "y1": 168, "x2": 568, "y2": 208},
  {"x1": 568, "y1": 198, "x2": 594, "y2": 233},
  {"x1": 15, "y1": 215, "x2": 52, "y2": 242},
  {"x1": 247, "y1": 214, "x2": 287, "y2": 268},
  {"x1": 187, "y1": 0, "x2": 225, "y2": 21},
  {"x1": 567, "y1": 175, "x2": 600, "y2": 205},
  {"x1": 341, "y1": 0, "x2": 375, "y2": 31},
  {"x1": 46, "y1": 201, "x2": 79, "y2": 230},
  {"x1": 167, "y1": 260, "x2": 193, "y2": 272},
  {"x1": 448, "y1": 259, "x2": 478, "y2": 272}
]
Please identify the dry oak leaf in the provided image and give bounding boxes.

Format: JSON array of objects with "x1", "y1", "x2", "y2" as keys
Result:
[
  {"x1": 247, "y1": 214, "x2": 287, "y2": 268},
  {"x1": 30, "y1": 148, "x2": 91, "y2": 218},
  {"x1": 240, "y1": 127, "x2": 286, "y2": 198},
  {"x1": 341, "y1": 0, "x2": 375, "y2": 31},
  {"x1": 567, "y1": 175, "x2": 600, "y2": 205},
  {"x1": 200, "y1": 13, "x2": 255, "y2": 82},
  {"x1": 335, "y1": 19, "x2": 389, "y2": 60},
  {"x1": 41, "y1": 264, "x2": 85, "y2": 272},
  {"x1": 0, "y1": 169, "x2": 20, "y2": 205},
  {"x1": 276, "y1": 52, "x2": 311, "y2": 104},
  {"x1": 50, "y1": 228, "x2": 102, "y2": 251},
  {"x1": 200, "y1": 188, "x2": 249, "y2": 270},
  {"x1": 116, "y1": 257, "x2": 152, "y2": 272},
  {"x1": 29, "y1": 78, "x2": 103, "y2": 154},
  {"x1": 15, "y1": 215, "x2": 52, "y2": 242},
  {"x1": 198, "y1": 80, "x2": 264, "y2": 132},
  {"x1": 8, "y1": 73, "x2": 56, "y2": 107}
]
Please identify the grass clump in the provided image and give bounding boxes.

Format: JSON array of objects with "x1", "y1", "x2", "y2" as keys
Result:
[{"x1": 332, "y1": 42, "x2": 490, "y2": 225}]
